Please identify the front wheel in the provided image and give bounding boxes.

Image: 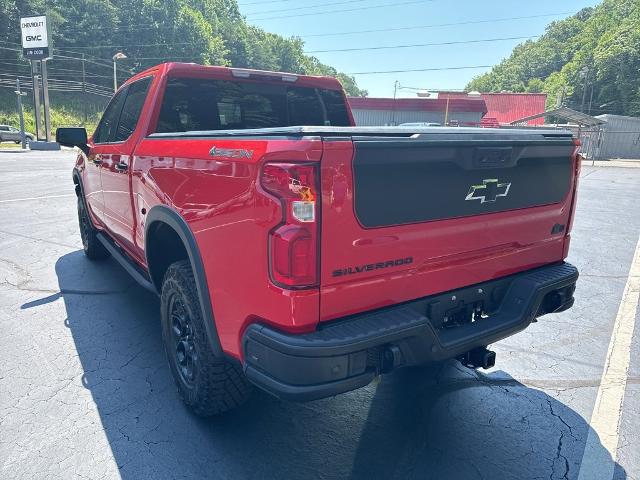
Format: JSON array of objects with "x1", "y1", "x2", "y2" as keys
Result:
[
  {"x1": 161, "y1": 260, "x2": 251, "y2": 416},
  {"x1": 77, "y1": 197, "x2": 110, "y2": 260}
]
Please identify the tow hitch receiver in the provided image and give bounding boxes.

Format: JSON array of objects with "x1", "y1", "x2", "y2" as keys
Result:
[{"x1": 459, "y1": 347, "x2": 496, "y2": 370}]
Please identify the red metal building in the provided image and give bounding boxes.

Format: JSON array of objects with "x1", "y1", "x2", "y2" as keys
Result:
[
  {"x1": 347, "y1": 97, "x2": 487, "y2": 126},
  {"x1": 439, "y1": 92, "x2": 548, "y2": 126},
  {"x1": 348, "y1": 93, "x2": 547, "y2": 127}
]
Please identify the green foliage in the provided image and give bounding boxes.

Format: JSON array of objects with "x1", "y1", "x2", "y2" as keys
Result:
[
  {"x1": 0, "y1": 0, "x2": 367, "y2": 131},
  {"x1": 466, "y1": 0, "x2": 640, "y2": 117},
  {"x1": 0, "y1": 100, "x2": 100, "y2": 134},
  {"x1": 0, "y1": 0, "x2": 366, "y2": 94}
]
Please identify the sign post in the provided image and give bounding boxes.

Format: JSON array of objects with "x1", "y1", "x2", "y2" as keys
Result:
[
  {"x1": 31, "y1": 63, "x2": 42, "y2": 141},
  {"x1": 20, "y1": 15, "x2": 52, "y2": 141},
  {"x1": 41, "y1": 60, "x2": 52, "y2": 141}
]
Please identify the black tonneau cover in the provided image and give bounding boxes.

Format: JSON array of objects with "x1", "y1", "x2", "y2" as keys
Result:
[{"x1": 148, "y1": 125, "x2": 574, "y2": 142}]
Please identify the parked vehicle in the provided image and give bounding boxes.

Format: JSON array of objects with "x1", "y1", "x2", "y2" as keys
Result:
[
  {"x1": 399, "y1": 122, "x2": 441, "y2": 127},
  {"x1": 0, "y1": 124, "x2": 34, "y2": 143},
  {"x1": 57, "y1": 62, "x2": 580, "y2": 416}
]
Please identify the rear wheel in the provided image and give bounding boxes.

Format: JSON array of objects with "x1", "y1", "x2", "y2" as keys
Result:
[
  {"x1": 77, "y1": 197, "x2": 110, "y2": 260},
  {"x1": 161, "y1": 260, "x2": 251, "y2": 416}
]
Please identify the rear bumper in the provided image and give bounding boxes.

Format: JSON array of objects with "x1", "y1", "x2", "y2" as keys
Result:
[{"x1": 242, "y1": 262, "x2": 578, "y2": 402}]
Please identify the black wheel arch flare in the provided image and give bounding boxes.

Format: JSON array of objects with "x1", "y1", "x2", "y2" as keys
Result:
[{"x1": 145, "y1": 205, "x2": 224, "y2": 357}]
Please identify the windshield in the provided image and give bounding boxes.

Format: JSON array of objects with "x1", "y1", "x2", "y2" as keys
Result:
[{"x1": 155, "y1": 77, "x2": 351, "y2": 133}]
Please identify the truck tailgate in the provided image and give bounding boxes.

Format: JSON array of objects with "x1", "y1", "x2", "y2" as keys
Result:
[{"x1": 319, "y1": 130, "x2": 578, "y2": 321}]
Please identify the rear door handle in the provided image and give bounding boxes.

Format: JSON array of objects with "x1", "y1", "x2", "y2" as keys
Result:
[
  {"x1": 115, "y1": 161, "x2": 128, "y2": 171},
  {"x1": 92, "y1": 155, "x2": 102, "y2": 165}
]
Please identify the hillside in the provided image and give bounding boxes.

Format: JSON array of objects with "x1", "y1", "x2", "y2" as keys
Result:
[
  {"x1": 467, "y1": 0, "x2": 640, "y2": 117},
  {"x1": 0, "y1": 0, "x2": 367, "y2": 132}
]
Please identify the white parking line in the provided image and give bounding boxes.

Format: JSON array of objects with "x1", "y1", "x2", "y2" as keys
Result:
[
  {"x1": 0, "y1": 193, "x2": 75, "y2": 204},
  {"x1": 578, "y1": 235, "x2": 640, "y2": 480}
]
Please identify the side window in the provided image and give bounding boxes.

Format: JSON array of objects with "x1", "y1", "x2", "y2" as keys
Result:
[
  {"x1": 287, "y1": 88, "x2": 325, "y2": 126},
  {"x1": 115, "y1": 77, "x2": 152, "y2": 142},
  {"x1": 319, "y1": 89, "x2": 351, "y2": 126},
  {"x1": 93, "y1": 89, "x2": 127, "y2": 144}
]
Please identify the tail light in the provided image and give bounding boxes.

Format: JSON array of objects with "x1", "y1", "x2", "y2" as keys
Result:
[{"x1": 261, "y1": 163, "x2": 319, "y2": 288}]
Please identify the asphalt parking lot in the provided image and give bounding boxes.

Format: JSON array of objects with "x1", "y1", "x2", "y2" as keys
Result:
[{"x1": 1, "y1": 150, "x2": 639, "y2": 480}]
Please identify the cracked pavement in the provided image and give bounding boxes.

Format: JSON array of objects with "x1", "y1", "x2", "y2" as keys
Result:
[{"x1": 0, "y1": 151, "x2": 639, "y2": 479}]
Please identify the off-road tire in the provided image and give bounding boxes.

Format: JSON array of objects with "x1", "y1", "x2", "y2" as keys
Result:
[
  {"x1": 161, "y1": 260, "x2": 251, "y2": 416},
  {"x1": 77, "y1": 197, "x2": 110, "y2": 260}
]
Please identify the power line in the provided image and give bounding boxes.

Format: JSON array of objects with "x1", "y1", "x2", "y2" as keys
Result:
[
  {"x1": 50, "y1": 41, "x2": 197, "y2": 50},
  {"x1": 245, "y1": 0, "x2": 370, "y2": 16},
  {"x1": 300, "y1": 12, "x2": 574, "y2": 38},
  {"x1": 123, "y1": 56, "x2": 196, "y2": 60},
  {"x1": 348, "y1": 64, "x2": 494, "y2": 75},
  {"x1": 55, "y1": 22, "x2": 175, "y2": 34},
  {"x1": 248, "y1": 0, "x2": 434, "y2": 21},
  {"x1": 0, "y1": 60, "x2": 110, "y2": 78},
  {"x1": 0, "y1": 73, "x2": 112, "y2": 90},
  {"x1": 0, "y1": 40, "x2": 125, "y2": 73},
  {"x1": 238, "y1": 0, "x2": 297, "y2": 6},
  {"x1": 306, "y1": 35, "x2": 539, "y2": 54},
  {"x1": 0, "y1": 45, "x2": 21, "y2": 53},
  {"x1": 0, "y1": 60, "x2": 30, "y2": 69},
  {"x1": 0, "y1": 41, "x2": 130, "y2": 73}
]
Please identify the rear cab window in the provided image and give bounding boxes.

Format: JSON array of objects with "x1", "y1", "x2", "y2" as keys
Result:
[{"x1": 155, "y1": 77, "x2": 350, "y2": 133}]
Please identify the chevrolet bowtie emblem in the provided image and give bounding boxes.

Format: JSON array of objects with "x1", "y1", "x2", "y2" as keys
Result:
[{"x1": 465, "y1": 178, "x2": 511, "y2": 204}]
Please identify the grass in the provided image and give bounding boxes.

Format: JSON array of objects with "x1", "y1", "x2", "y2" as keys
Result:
[
  {"x1": 0, "y1": 107, "x2": 100, "y2": 137},
  {"x1": 0, "y1": 141, "x2": 23, "y2": 148}
]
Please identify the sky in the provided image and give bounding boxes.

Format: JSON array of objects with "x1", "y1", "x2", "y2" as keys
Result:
[{"x1": 239, "y1": 0, "x2": 601, "y2": 97}]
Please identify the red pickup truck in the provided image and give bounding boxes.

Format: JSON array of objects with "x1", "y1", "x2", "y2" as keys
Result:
[{"x1": 57, "y1": 62, "x2": 579, "y2": 416}]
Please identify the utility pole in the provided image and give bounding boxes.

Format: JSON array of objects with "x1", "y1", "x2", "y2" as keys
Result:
[
  {"x1": 82, "y1": 53, "x2": 87, "y2": 123},
  {"x1": 14, "y1": 79, "x2": 27, "y2": 149},
  {"x1": 444, "y1": 96, "x2": 450, "y2": 126},
  {"x1": 580, "y1": 66, "x2": 590, "y2": 113},
  {"x1": 391, "y1": 80, "x2": 399, "y2": 126}
]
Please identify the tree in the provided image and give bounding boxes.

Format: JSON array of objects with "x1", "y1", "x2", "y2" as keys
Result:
[
  {"x1": 466, "y1": 0, "x2": 639, "y2": 116},
  {"x1": 0, "y1": 0, "x2": 366, "y2": 101}
]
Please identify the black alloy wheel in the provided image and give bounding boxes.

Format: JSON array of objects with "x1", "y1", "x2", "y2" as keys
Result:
[{"x1": 168, "y1": 294, "x2": 199, "y2": 387}]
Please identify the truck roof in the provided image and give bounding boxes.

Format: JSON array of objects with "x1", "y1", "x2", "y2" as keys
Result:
[{"x1": 124, "y1": 62, "x2": 345, "y2": 91}]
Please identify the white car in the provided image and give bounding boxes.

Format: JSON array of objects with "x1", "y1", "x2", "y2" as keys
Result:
[
  {"x1": 0, "y1": 125, "x2": 35, "y2": 143},
  {"x1": 398, "y1": 122, "x2": 442, "y2": 127}
]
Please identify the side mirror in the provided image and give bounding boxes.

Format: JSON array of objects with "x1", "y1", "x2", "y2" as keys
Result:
[{"x1": 56, "y1": 127, "x2": 89, "y2": 155}]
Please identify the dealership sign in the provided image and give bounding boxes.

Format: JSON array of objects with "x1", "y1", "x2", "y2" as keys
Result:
[{"x1": 20, "y1": 15, "x2": 50, "y2": 60}]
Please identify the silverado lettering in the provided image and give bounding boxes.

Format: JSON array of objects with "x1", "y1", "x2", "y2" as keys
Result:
[
  {"x1": 58, "y1": 62, "x2": 580, "y2": 417},
  {"x1": 332, "y1": 257, "x2": 413, "y2": 277}
]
